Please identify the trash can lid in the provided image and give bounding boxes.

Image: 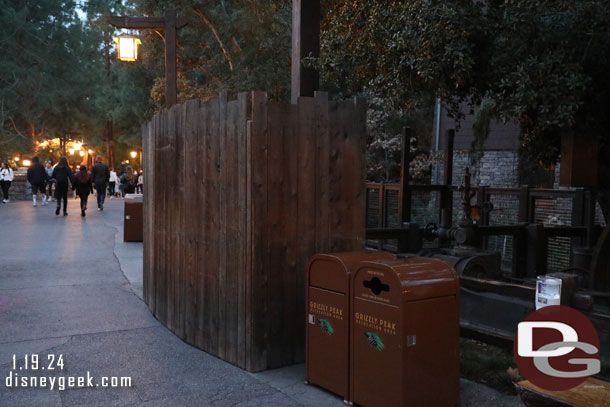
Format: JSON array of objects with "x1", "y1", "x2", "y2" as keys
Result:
[
  {"x1": 308, "y1": 251, "x2": 395, "y2": 293},
  {"x1": 353, "y1": 257, "x2": 458, "y2": 305}
]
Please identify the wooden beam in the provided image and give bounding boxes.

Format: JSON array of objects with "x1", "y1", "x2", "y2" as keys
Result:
[
  {"x1": 399, "y1": 127, "x2": 412, "y2": 223},
  {"x1": 291, "y1": 0, "x2": 320, "y2": 104},
  {"x1": 106, "y1": 15, "x2": 187, "y2": 30},
  {"x1": 164, "y1": 10, "x2": 178, "y2": 108},
  {"x1": 107, "y1": 16, "x2": 166, "y2": 29}
]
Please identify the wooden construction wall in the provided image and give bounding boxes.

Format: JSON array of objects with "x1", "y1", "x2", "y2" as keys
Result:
[{"x1": 142, "y1": 91, "x2": 366, "y2": 372}]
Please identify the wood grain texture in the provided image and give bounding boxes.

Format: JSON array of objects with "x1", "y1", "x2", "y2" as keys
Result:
[
  {"x1": 516, "y1": 378, "x2": 610, "y2": 407},
  {"x1": 249, "y1": 91, "x2": 269, "y2": 371},
  {"x1": 142, "y1": 92, "x2": 366, "y2": 371}
]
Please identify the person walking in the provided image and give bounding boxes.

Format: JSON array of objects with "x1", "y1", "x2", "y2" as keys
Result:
[
  {"x1": 108, "y1": 168, "x2": 117, "y2": 199},
  {"x1": 91, "y1": 156, "x2": 110, "y2": 211},
  {"x1": 44, "y1": 160, "x2": 55, "y2": 204},
  {"x1": 73, "y1": 165, "x2": 93, "y2": 217},
  {"x1": 121, "y1": 167, "x2": 137, "y2": 196},
  {"x1": 26, "y1": 156, "x2": 48, "y2": 207},
  {"x1": 52, "y1": 156, "x2": 73, "y2": 216},
  {"x1": 137, "y1": 171, "x2": 144, "y2": 194},
  {"x1": 0, "y1": 162, "x2": 14, "y2": 203}
]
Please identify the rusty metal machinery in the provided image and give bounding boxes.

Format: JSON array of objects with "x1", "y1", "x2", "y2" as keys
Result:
[{"x1": 366, "y1": 165, "x2": 610, "y2": 358}]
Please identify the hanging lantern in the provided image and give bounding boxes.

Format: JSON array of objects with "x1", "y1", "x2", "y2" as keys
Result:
[{"x1": 113, "y1": 35, "x2": 142, "y2": 62}]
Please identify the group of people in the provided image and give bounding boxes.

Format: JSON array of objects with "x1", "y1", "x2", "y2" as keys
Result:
[
  {"x1": 0, "y1": 156, "x2": 143, "y2": 216},
  {"x1": 25, "y1": 155, "x2": 112, "y2": 217},
  {"x1": 110, "y1": 164, "x2": 143, "y2": 197}
]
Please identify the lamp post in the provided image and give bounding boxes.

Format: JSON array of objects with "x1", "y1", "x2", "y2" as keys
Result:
[{"x1": 107, "y1": 10, "x2": 187, "y2": 108}]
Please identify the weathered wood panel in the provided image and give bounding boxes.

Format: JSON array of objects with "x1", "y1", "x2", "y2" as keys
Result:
[
  {"x1": 249, "y1": 91, "x2": 269, "y2": 371},
  {"x1": 143, "y1": 92, "x2": 366, "y2": 372}
]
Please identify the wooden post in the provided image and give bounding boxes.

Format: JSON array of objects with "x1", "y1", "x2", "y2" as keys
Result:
[
  {"x1": 291, "y1": 0, "x2": 320, "y2": 104},
  {"x1": 399, "y1": 128, "x2": 412, "y2": 223},
  {"x1": 526, "y1": 224, "x2": 548, "y2": 277},
  {"x1": 442, "y1": 129, "x2": 455, "y2": 221},
  {"x1": 105, "y1": 119, "x2": 114, "y2": 168},
  {"x1": 513, "y1": 229, "x2": 528, "y2": 278},
  {"x1": 518, "y1": 186, "x2": 529, "y2": 223},
  {"x1": 164, "y1": 9, "x2": 177, "y2": 108},
  {"x1": 444, "y1": 129, "x2": 455, "y2": 186},
  {"x1": 572, "y1": 188, "x2": 586, "y2": 250}
]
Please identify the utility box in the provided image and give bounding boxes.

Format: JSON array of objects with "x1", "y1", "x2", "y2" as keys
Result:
[
  {"x1": 350, "y1": 256, "x2": 460, "y2": 407},
  {"x1": 124, "y1": 195, "x2": 143, "y2": 242},
  {"x1": 306, "y1": 251, "x2": 395, "y2": 403}
]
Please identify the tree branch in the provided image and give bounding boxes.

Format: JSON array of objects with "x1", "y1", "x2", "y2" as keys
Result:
[
  {"x1": 9, "y1": 118, "x2": 25, "y2": 138},
  {"x1": 191, "y1": 8, "x2": 233, "y2": 71}
]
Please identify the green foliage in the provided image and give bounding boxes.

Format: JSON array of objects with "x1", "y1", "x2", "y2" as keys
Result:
[
  {"x1": 133, "y1": 0, "x2": 292, "y2": 109},
  {"x1": 0, "y1": 0, "x2": 94, "y2": 154},
  {"x1": 0, "y1": 0, "x2": 152, "y2": 160},
  {"x1": 319, "y1": 0, "x2": 610, "y2": 217},
  {"x1": 366, "y1": 96, "x2": 433, "y2": 182},
  {"x1": 318, "y1": 0, "x2": 610, "y2": 167},
  {"x1": 0, "y1": 0, "x2": 293, "y2": 164}
]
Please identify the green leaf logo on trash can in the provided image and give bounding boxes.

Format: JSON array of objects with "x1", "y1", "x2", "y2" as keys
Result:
[
  {"x1": 318, "y1": 318, "x2": 334, "y2": 335},
  {"x1": 365, "y1": 332, "x2": 384, "y2": 351}
]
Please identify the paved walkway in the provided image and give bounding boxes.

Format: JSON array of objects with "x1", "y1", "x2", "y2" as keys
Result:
[{"x1": 0, "y1": 199, "x2": 522, "y2": 406}]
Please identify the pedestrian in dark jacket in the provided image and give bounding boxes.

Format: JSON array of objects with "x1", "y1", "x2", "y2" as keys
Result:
[
  {"x1": 121, "y1": 167, "x2": 137, "y2": 195},
  {"x1": 73, "y1": 166, "x2": 93, "y2": 217},
  {"x1": 26, "y1": 156, "x2": 48, "y2": 207},
  {"x1": 91, "y1": 156, "x2": 110, "y2": 211},
  {"x1": 52, "y1": 156, "x2": 73, "y2": 216}
]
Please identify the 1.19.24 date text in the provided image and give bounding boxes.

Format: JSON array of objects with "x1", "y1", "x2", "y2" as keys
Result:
[{"x1": 12, "y1": 354, "x2": 64, "y2": 371}]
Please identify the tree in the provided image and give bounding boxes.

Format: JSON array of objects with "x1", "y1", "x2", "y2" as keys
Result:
[
  {"x1": 132, "y1": 0, "x2": 292, "y2": 108},
  {"x1": 317, "y1": 0, "x2": 610, "y2": 220},
  {"x1": 0, "y1": 0, "x2": 157, "y2": 165},
  {"x1": 0, "y1": 0, "x2": 94, "y2": 156}
]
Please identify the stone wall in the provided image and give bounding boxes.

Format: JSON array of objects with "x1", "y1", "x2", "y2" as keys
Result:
[
  {"x1": 432, "y1": 150, "x2": 520, "y2": 188},
  {"x1": 6, "y1": 171, "x2": 30, "y2": 201}
]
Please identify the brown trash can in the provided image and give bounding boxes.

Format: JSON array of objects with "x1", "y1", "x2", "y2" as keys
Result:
[
  {"x1": 124, "y1": 195, "x2": 143, "y2": 242},
  {"x1": 350, "y1": 256, "x2": 460, "y2": 407},
  {"x1": 306, "y1": 251, "x2": 395, "y2": 403}
]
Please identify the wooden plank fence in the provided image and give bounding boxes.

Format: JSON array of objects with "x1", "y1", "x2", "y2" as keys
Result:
[{"x1": 142, "y1": 91, "x2": 367, "y2": 372}]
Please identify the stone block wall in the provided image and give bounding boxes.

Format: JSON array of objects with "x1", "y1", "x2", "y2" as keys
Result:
[
  {"x1": 432, "y1": 150, "x2": 520, "y2": 188},
  {"x1": 7, "y1": 172, "x2": 30, "y2": 201}
]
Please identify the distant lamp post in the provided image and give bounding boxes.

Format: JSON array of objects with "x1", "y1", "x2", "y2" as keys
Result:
[
  {"x1": 79, "y1": 150, "x2": 85, "y2": 157},
  {"x1": 14, "y1": 157, "x2": 20, "y2": 162},
  {"x1": 69, "y1": 149, "x2": 75, "y2": 155},
  {"x1": 88, "y1": 149, "x2": 93, "y2": 154},
  {"x1": 112, "y1": 35, "x2": 142, "y2": 62},
  {"x1": 130, "y1": 151, "x2": 137, "y2": 159}
]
